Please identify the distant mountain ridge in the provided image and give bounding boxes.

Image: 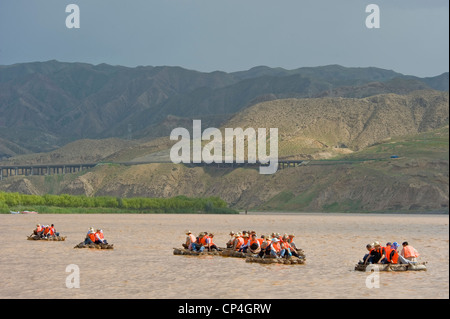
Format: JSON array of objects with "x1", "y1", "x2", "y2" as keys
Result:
[{"x1": 0, "y1": 60, "x2": 448, "y2": 158}]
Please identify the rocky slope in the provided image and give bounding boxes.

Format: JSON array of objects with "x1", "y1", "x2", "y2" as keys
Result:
[{"x1": 1, "y1": 98, "x2": 447, "y2": 213}]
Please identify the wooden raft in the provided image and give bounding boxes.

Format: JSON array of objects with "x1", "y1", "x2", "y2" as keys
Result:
[
  {"x1": 354, "y1": 262, "x2": 427, "y2": 272},
  {"x1": 27, "y1": 235, "x2": 67, "y2": 241},
  {"x1": 74, "y1": 242, "x2": 114, "y2": 249}
]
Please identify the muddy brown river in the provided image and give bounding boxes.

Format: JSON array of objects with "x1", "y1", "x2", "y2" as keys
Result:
[{"x1": 0, "y1": 213, "x2": 448, "y2": 299}]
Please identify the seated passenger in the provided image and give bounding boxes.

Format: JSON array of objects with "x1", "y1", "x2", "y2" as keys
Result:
[
  {"x1": 401, "y1": 242, "x2": 419, "y2": 262},
  {"x1": 226, "y1": 231, "x2": 235, "y2": 248},
  {"x1": 394, "y1": 242, "x2": 417, "y2": 265},
  {"x1": 84, "y1": 229, "x2": 96, "y2": 245},
  {"x1": 207, "y1": 233, "x2": 221, "y2": 251},
  {"x1": 366, "y1": 241, "x2": 385, "y2": 264},
  {"x1": 95, "y1": 229, "x2": 108, "y2": 244},
  {"x1": 191, "y1": 232, "x2": 206, "y2": 252},
  {"x1": 258, "y1": 235, "x2": 273, "y2": 258},
  {"x1": 233, "y1": 233, "x2": 244, "y2": 251},
  {"x1": 34, "y1": 224, "x2": 45, "y2": 237},
  {"x1": 360, "y1": 243, "x2": 373, "y2": 264}
]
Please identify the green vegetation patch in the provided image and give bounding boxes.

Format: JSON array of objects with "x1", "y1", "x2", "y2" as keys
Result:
[{"x1": 0, "y1": 192, "x2": 238, "y2": 214}]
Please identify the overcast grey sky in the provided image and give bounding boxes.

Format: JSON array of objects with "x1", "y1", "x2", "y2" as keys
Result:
[{"x1": 0, "y1": 0, "x2": 448, "y2": 77}]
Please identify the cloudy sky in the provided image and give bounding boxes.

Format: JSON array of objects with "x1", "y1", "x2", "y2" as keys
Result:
[{"x1": 0, "y1": 0, "x2": 448, "y2": 77}]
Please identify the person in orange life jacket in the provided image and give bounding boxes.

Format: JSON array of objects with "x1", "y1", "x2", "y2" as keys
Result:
[
  {"x1": 259, "y1": 237, "x2": 280, "y2": 258},
  {"x1": 287, "y1": 234, "x2": 299, "y2": 251},
  {"x1": 191, "y1": 232, "x2": 207, "y2": 252},
  {"x1": 365, "y1": 241, "x2": 385, "y2": 264},
  {"x1": 386, "y1": 242, "x2": 399, "y2": 264},
  {"x1": 258, "y1": 235, "x2": 275, "y2": 258},
  {"x1": 50, "y1": 224, "x2": 59, "y2": 237},
  {"x1": 280, "y1": 237, "x2": 293, "y2": 258},
  {"x1": 94, "y1": 229, "x2": 108, "y2": 244},
  {"x1": 199, "y1": 232, "x2": 211, "y2": 251},
  {"x1": 381, "y1": 242, "x2": 392, "y2": 264},
  {"x1": 239, "y1": 233, "x2": 260, "y2": 253},
  {"x1": 207, "y1": 233, "x2": 222, "y2": 251},
  {"x1": 34, "y1": 224, "x2": 45, "y2": 237},
  {"x1": 280, "y1": 236, "x2": 302, "y2": 259},
  {"x1": 249, "y1": 233, "x2": 261, "y2": 254},
  {"x1": 233, "y1": 233, "x2": 244, "y2": 251},
  {"x1": 401, "y1": 241, "x2": 419, "y2": 262},
  {"x1": 84, "y1": 228, "x2": 96, "y2": 245},
  {"x1": 391, "y1": 242, "x2": 416, "y2": 264},
  {"x1": 270, "y1": 238, "x2": 282, "y2": 258},
  {"x1": 257, "y1": 235, "x2": 265, "y2": 246},
  {"x1": 238, "y1": 234, "x2": 250, "y2": 252},
  {"x1": 285, "y1": 235, "x2": 303, "y2": 258},
  {"x1": 42, "y1": 225, "x2": 54, "y2": 238}
]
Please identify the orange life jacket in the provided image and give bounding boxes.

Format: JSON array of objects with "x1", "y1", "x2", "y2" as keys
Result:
[
  {"x1": 88, "y1": 233, "x2": 96, "y2": 242},
  {"x1": 257, "y1": 238, "x2": 263, "y2": 245},
  {"x1": 234, "y1": 237, "x2": 244, "y2": 250},
  {"x1": 282, "y1": 241, "x2": 291, "y2": 250},
  {"x1": 44, "y1": 227, "x2": 50, "y2": 235},
  {"x1": 249, "y1": 238, "x2": 259, "y2": 248},
  {"x1": 272, "y1": 242, "x2": 281, "y2": 252},
  {"x1": 384, "y1": 246, "x2": 392, "y2": 259},
  {"x1": 36, "y1": 226, "x2": 43, "y2": 232},
  {"x1": 95, "y1": 232, "x2": 104, "y2": 240},
  {"x1": 403, "y1": 246, "x2": 419, "y2": 258},
  {"x1": 387, "y1": 249, "x2": 399, "y2": 264},
  {"x1": 199, "y1": 236, "x2": 211, "y2": 246}
]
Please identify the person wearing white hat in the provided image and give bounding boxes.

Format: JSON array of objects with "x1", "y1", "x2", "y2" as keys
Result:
[{"x1": 84, "y1": 228, "x2": 96, "y2": 245}]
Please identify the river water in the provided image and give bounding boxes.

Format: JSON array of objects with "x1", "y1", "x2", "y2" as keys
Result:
[{"x1": 0, "y1": 213, "x2": 448, "y2": 299}]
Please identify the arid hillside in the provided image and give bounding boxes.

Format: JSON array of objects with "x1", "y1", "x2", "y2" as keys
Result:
[{"x1": 1, "y1": 90, "x2": 448, "y2": 213}]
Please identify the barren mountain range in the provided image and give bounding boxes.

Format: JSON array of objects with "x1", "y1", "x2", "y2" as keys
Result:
[{"x1": 0, "y1": 61, "x2": 448, "y2": 212}]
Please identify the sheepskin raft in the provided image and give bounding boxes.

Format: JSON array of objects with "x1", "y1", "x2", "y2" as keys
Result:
[
  {"x1": 354, "y1": 262, "x2": 427, "y2": 272},
  {"x1": 74, "y1": 242, "x2": 114, "y2": 249},
  {"x1": 173, "y1": 247, "x2": 259, "y2": 258},
  {"x1": 220, "y1": 249, "x2": 252, "y2": 258},
  {"x1": 27, "y1": 235, "x2": 66, "y2": 241},
  {"x1": 245, "y1": 256, "x2": 305, "y2": 265},
  {"x1": 173, "y1": 248, "x2": 222, "y2": 256}
]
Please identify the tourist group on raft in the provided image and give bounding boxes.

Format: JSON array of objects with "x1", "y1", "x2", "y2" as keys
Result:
[
  {"x1": 83, "y1": 227, "x2": 108, "y2": 245},
  {"x1": 33, "y1": 224, "x2": 60, "y2": 238},
  {"x1": 183, "y1": 230, "x2": 304, "y2": 259},
  {"x1": 359, "y1": 241, "x2": 420, "y2": 265}
]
